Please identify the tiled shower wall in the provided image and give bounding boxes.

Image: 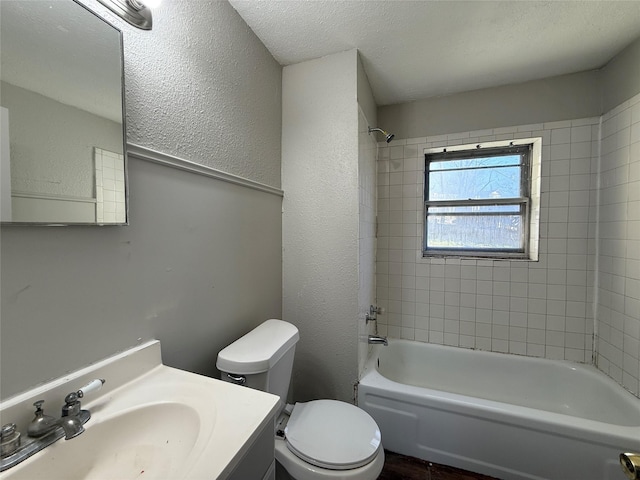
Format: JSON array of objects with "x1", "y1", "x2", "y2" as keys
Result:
[
  {"x1": 375, "y1": 118, "x2": 600, "y2": 363},
  {"x1": 596, "y1": 92, "x2": 640, "y2": 397},
  {"x1": 94, "y1": 147, "x2": 126, "y2": 223}
]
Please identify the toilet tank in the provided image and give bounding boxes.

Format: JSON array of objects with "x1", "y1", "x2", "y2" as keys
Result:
[{"x1": 216, "y1": 319, "x2": 299, "y2": 404}]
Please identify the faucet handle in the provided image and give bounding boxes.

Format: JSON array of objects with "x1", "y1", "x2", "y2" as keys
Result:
[
  {"x1": 1, "y1": 423, "x2": 17, "y2": 439},
  {"x1": 63, "y1": 392, "x2": 79, "y2": 406},
  {"x1": 28, "y1": 401, "x2": 56, "y2": 437},
  {"x1": 62, "y1": 392, "x2": 80, "y2": 418},
  {"x1": 0, "y1": 423, "x2": 21, "y2": 457},
  {"x1": 77, "y1": 379, "x2": 105, "y2": 398},
  {"x1": 61, "y1": 379, "x2": 105, "y2": 418}
]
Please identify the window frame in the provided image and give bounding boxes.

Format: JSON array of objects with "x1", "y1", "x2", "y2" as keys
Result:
[{"x1": 423, "y1": 142, "x2": 533, "y2": 259}]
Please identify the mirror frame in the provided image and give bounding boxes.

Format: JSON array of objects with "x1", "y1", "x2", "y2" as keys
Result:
[{"x1": 1, "y1": 0, "x2": 128, "y2": 226}]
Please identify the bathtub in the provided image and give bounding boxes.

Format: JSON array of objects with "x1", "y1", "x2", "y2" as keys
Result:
[{"x1": 358, "y1": 339, "x2": 640, "y2": 480}]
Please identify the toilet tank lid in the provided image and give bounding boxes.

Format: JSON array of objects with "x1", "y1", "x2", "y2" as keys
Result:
[{"x1": 216, "y1": 319, "x2": 300, "y2": 374}]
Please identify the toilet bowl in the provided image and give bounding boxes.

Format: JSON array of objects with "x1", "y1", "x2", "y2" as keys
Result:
[
  {"x1": 274, "y1": 400, "x2": 385, "y2": 480},
  {"x1": 216, "y1": 319, "x2": 384, "y2": 480},
  {"x1": 275, "y1": 437, "x2": 385, "y2": 480}
]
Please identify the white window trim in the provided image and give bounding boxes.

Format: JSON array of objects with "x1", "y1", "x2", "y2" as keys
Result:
[{"x1": 422, "y1": 137, "x2": 541, "y2": 261}]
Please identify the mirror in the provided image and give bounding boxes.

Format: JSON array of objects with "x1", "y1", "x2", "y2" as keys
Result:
[{"x1": 0, "y1": 0, "x2": 127, "y2": 225}]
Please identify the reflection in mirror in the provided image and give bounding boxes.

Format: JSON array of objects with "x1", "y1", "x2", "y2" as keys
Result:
[{"x1": 0, "y1": 0, "x2": 127, "y2": 225}]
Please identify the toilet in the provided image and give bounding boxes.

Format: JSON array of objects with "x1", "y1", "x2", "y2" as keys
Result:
[{"x1": 216, "y1": 319, "x2": 385, "y2": 480}]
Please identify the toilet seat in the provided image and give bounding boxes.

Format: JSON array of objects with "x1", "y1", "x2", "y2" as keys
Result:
[{"x1": 284, "y1": 400, "x2": 382, "y2": 470}]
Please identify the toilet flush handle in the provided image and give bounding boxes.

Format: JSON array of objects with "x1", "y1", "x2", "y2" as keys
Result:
[{"x1": 226, "y1": 374, "x2": 246, "y2": 386}]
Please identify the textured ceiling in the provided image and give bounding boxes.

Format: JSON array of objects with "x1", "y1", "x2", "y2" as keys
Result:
[{"x1": 228, "y1": 0, "x2": 640, "y2": 106}]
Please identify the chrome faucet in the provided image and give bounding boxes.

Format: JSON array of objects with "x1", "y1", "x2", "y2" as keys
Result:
[
  {"x1": 28, "y1": 393, "x2": 88, "y2": 440},
  {"x1": 366, "y1": 305, "x2": 384, "y2": 324},
  {"x1": 0, "y1": 379, "x2": 104, "y2": 472},
  {"x1": 368, "y1": 334, "x2": 388, "y2": 346}
]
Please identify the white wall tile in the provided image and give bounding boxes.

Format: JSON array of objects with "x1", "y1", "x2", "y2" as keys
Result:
[
  {"x1": 374, "y1": 104, "x2": 640, "y2": 397},
  {"x1": 376, "y1": 119, "x2": 599, "y2": 367},
  {"x1": 596, "y1": 92, "x2": 640, "y2": 397}
]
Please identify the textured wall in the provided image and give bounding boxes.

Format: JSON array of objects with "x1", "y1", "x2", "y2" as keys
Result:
[
  {"x1": 282, "y1": 50, "x2": 359, "y2": 403},
  {"x1": 1, "y1": 0, "x2": 283, "y2": 400},
  {"x1": 121, "y1": 1, "x2": 282, "y2": 188}
]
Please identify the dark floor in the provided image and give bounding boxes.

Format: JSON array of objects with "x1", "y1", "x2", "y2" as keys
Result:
[{"x1": 378, "y1": 451, "x2": 500, "y2": 480}]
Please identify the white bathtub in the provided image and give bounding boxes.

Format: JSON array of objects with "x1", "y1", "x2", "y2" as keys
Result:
[{"x1": 357, "y1": 339, "x2": 640, "y2": 480}]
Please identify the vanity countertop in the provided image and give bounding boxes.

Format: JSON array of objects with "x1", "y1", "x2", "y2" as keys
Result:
[{"x1": 0, "y1": 340, "x2": 280, "y2": 480}]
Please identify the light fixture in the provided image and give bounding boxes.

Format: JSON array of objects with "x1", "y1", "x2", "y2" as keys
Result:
[{"x1": 96, "y1": 0, "x2": 159, "y2": 30}]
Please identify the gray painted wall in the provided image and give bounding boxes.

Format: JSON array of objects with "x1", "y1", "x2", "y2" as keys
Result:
[
  {"x1": 601, "y1": 36, "x2": 640, "y2": 113},
  {"x1": 1, "y1": 0, "x2": 282, "y2": 400},
  {"x1": 378, "y1": 70, "x2": 601, "y2": 140}
]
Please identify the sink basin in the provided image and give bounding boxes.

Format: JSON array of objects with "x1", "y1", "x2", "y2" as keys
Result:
[
  {"x1": 4, "y1": 403, "x2": 201, "y2": 480},
  {"x1": 0, "y1": 340, "x2": 279, "y2": 480}
]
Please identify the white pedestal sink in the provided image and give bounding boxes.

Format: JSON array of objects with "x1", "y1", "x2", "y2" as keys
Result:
[{"x1": 0, "y1": 340, "x2": 280, "y2": 479}]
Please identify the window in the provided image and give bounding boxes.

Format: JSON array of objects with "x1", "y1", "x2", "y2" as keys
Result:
[{"x1": 424, "y1": 141, "x2": 536, "y2": 259}]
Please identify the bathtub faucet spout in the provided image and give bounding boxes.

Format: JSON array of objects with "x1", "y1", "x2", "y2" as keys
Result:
[{"x1": 368, "y1": 335, "x2": 388, "y2": 346}]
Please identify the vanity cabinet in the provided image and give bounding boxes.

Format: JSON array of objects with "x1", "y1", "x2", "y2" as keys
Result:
[{"x1": 227, "y1": 416, "x2": 275, "y2": 480}]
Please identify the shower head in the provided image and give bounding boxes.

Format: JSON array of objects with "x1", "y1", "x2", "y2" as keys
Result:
[{"x1": 368, "y1": 126, "x2": 395, "y2": 143}]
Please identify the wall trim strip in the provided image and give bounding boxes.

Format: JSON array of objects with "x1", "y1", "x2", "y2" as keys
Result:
[
  {"x1": 11, "y1": 191, "x2": 97, "y2": 203},
  {"x1": 127, "y1": 143, "x2": 284, "y2": 197}
]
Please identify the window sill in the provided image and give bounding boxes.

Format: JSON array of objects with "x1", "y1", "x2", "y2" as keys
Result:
[{"x1": 422, "y1": 251, "x2": 537, "y2": 261}]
